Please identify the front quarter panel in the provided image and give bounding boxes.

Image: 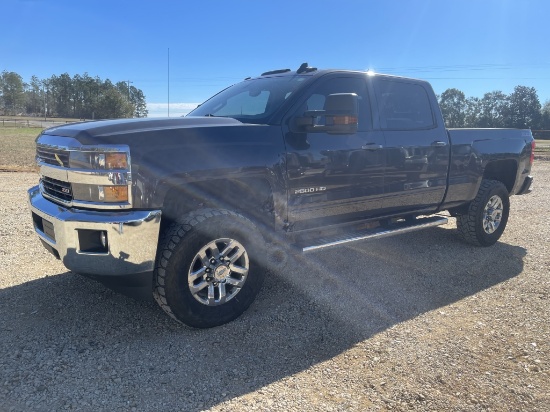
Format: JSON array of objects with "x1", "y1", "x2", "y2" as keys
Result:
[{"x1": 130, "y1": 124, "x2": 288, "y2": 224}]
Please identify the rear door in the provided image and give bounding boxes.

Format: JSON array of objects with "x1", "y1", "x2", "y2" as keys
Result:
[{"x1": 372, "y1": 77, "x2": 450, "y2": 215}]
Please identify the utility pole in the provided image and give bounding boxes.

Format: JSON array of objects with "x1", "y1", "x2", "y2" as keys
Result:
[
  {"x1": 42, "y1": 81, "x2": 47, "y2": 122},
  {"x1": 126, "y1": 80, "x2": 133, "y2": 100}
]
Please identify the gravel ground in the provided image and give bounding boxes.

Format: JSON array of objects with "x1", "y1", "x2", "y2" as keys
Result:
[{"x1": 0, "y1": 164, "x2": 548, "y2": 411}]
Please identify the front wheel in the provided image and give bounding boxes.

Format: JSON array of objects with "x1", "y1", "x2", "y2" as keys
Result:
[
  {"x1": 456, "y1": 179, "x2": 510, "y2": 246},
  {"x1": 153, "y1": 209, "x2": 265, "y2": 328}
]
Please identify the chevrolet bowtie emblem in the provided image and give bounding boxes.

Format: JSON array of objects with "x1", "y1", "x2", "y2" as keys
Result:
[{"x1": 54, "y1": 153, "x2": 64, "y2": 167}]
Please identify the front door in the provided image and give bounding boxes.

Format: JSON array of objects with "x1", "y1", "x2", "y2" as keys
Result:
[{"x1": 283, "y1": 75, "x2": 386, "y2": 230}]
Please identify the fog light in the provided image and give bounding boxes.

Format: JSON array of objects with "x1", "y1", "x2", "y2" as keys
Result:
[
  {"x1": 77, "y1": 229, "x2": 109, "y2": 253},
  {"x1": 100, "y1": 231, "x2": 108, "y2": 248}
]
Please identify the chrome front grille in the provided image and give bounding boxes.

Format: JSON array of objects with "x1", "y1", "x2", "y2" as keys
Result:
[
  {"x1": 37, "y1": 145, "x2": 70, "y2": 167},
  {"x1": 41, "y1": 176, "x2": 73, "y2": 203}
]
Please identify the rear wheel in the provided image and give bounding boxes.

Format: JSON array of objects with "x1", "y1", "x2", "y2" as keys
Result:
[
  {"x1": 153, "y1": 209, "x2": 265, "y2": 328},
  {"x1": 456, "y1": 179, "x2": 510, "y2": 246}
]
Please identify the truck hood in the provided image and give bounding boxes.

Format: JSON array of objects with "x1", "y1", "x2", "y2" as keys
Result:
[{"x1": 40, "y1": 117, "x2": 245, "y2": 145}]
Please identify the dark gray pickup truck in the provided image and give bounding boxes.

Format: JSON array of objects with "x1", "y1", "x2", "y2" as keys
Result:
[{"x1": 28, "y1": 63, "x2": 535, "y2": 327}]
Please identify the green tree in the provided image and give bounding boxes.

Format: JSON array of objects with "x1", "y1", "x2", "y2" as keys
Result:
[
  {"x1": 478, "y1": 91, "x2": 508, "y2": 128},
  {"x1": 464, "y1": 96, "x2": 481, "y2": 127},
  {"x1": 507, "y1": 86, "x2": 541, "y2": 129},
  {"x1": 72, "y1": 74, "x2": 85, "y2": 118},
  {"x1": 130, "y1": 86, "x2": 148, "y2": 118},
  {"x1": 49, "y1": 73, "x2": 74, "y2": 117},
  {"x1": 1, "y1": 71, "x2": 26, "y2": 115},
  {"x1": 42, "y1": 79, "x2": 53, "y2": 118},
  {"x1": 80, "y1": 74, "x2": 102, "y2": 119},
  {"x1": 1, "y1": 70, "x2": 149, "y2": 118},
  {"x1": 439, "y1": 88, "x2": 467, "y2": 127},
  {"x1": 24, "y1": 75, "x2": 43, "y2": 115},
  {"x1": 95, "y1": 88, "x2": 134, "y2": 119},
  {"x1": 540, "y1": 100, "x2": 550, "y2": 129},
  {"x1": 114, "y1": 81, "x2": 148, "y2": 118}
]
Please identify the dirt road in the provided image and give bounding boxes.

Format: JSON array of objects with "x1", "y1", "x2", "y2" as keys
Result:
[{"x1": 1, "y1": 164, "x2": 548, "y2": 411}]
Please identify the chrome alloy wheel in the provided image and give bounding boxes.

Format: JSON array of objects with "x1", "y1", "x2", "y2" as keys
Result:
[
  {"x1": 482, "y1": 195, "x2": 503, "y2": 234},
  {"x1": 188, "y1": 238, "x2": 249, "y2": 306}
]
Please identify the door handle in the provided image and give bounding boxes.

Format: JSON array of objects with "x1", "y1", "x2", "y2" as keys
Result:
[
  {"x1": 361, "y1": 143, "x2": 383, "y2": 150},
  {"x1": 431, "y1": 141, "x2": 447, "y2": 147}
]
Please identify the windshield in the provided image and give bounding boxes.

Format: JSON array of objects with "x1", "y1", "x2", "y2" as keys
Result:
[{"x1": 188, "y1": 75, "x2": 310, "y2": 124}]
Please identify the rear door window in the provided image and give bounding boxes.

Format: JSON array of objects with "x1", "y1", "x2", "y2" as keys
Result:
[{"x1": 374, "y1": 79, "x2": 435, "y2": 130}]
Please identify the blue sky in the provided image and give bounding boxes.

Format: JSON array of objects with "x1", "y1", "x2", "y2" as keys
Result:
[{"x1": 3, "y1": 0, "x2": 549, "y2": 117}]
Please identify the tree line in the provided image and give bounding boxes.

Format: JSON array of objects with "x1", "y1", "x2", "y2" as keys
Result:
[
  {"x1": 438, "y1": 86, "x2": 550, "y2": 130},
  {"x1": 0, "y1": 71, "x2": 148, "y2": 119},
  {"x1": 3, "y1": 69, "x2": 549, "y2": 128}
]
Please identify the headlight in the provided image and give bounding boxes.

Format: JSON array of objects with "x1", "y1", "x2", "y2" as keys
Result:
[
  {"x1": 69, "y1": 151, "x2": 129, "y2": 170},
  {"x1": 67, "y1": 146, "x2": 131, "y2": 205},
  {"x1": 104, "y1": 153, "x2": 128, "y2": 169}
]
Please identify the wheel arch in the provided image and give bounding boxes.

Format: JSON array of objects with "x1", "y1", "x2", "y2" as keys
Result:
[
  {"x1": 160, "y1": 176, "x2": 278, "y2": 232},
  {"x1": 482, "y1": 159, "x2": 518, "y2": 194}
]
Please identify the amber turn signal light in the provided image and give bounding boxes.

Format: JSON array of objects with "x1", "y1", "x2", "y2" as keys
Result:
[
  {"x1": 331, "y1": 116, "x2": 358, "y2": 125},
  {"x1": 99, "y1": 186, "x2": 128, "y2": 202}
]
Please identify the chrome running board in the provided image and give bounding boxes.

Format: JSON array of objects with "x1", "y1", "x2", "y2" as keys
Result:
[{"x1": 301, "y1": 216, "x2": 448, "y2": 253}]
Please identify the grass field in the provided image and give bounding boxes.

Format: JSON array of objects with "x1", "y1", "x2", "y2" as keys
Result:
[
  {"x1": 0, "y1": 127, "x2": 548, "y2": 172},
  {"x1": 0, "y1": 128, "x2": 40, "y2": 171}
]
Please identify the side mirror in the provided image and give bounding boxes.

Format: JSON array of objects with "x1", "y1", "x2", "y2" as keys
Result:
[{"x1": 294, "y1": 93, "x2": 358, "y2": 134}]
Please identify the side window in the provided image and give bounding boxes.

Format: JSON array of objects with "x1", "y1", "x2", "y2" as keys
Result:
[
  {"x1": 296, "y1": 76, "x2": 372, "y2": 131},
  {"x1": 374, "y1": 80, "x2": 435, "y2": 130}
]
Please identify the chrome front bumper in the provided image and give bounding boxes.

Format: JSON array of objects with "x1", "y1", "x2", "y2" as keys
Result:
[{"x1": 28, "y1": 185, "x2": 161, "y2": 276}]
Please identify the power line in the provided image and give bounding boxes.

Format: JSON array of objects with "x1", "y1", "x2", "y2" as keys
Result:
[{"x1": 373, "y1": 63, "x2": 550, "y2": 74}]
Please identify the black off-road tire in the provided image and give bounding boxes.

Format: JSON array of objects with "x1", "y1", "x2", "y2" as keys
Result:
[
  {"x1": 456, "y1": 179, "x2": 510, "y2": 247},
  {"x1": 153, "y1": 209, "x2": 266, "y2": 328}
]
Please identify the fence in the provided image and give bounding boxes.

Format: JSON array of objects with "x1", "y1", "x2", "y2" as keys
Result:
[
  {"x1": 0, "y1": 118, "x2": 79, "y2": 129},
  {"x1": 532, "y1": 130, "x2": 550, "y2": 140}
]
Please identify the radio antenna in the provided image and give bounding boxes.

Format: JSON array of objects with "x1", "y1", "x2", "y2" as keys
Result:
[{"x1": 167, "y1": 48, "x2": 170, "y2": 117}]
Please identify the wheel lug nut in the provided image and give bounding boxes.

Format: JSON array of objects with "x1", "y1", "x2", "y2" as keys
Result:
[
  {"x1": 210, "y1": 258, "x2": 216, "y2": 264},
  {"x1": 205, "y1": 268, "x2": 211, "y2": 273}
]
